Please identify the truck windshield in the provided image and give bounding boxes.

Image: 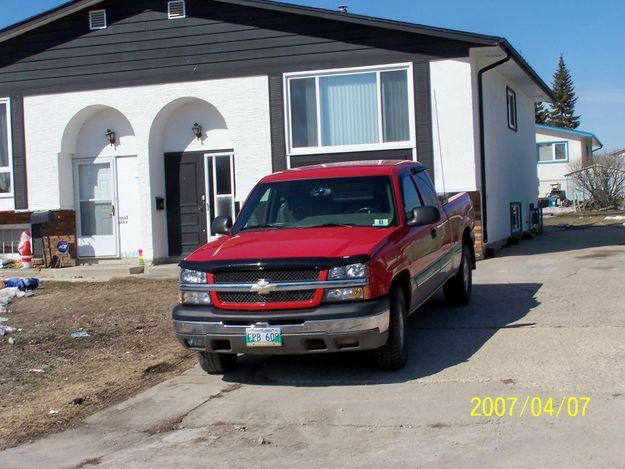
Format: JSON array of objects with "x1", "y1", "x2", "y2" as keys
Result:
[{"x1": 233, "y1": 176, "x2": 397, "y2": 232}]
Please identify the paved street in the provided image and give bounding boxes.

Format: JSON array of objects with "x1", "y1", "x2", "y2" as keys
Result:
[{"x1": 2, "y1": 226, "x2": 625, "y2": 468}]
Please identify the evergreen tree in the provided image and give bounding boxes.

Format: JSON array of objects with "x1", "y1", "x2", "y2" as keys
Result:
[
  {"x1": 547, "y1": 54, "x2": 580, "y2": 129},
  {"x1": 535, "y1": 102, "x2": 549, "y2": 124}
]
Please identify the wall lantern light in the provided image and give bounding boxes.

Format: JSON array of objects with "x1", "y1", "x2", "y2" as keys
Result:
[
  {"x1": 105, "y1": 129, "x2": 116, "y2": 146},
  {"x1": 192, "y1": 122, "x2": 203, "y2": 141}
]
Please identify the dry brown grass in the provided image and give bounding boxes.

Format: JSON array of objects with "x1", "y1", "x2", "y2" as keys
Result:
[
  {"x1": 0, "y1": 278, "x2": 195, "y2": 450},
  {"x1": 543, "y1": 212, "x2": 625, "y2": 228}
]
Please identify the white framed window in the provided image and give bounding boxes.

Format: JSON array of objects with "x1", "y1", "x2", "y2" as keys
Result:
[
  {"x1": 0, "y1": 98, "x2": 13, "y2": 196},
  {"x1": 284, "y1": 63, "x2": 415, "y2": 156},
  {"x1": 168, "y1": 0, "x2": 186, "y2": 19},
  {"x1": 89, "y1": 10, "x2": 107, "y2": 30},
  {"x1": 506, "y1": 86, "x2": 517, "y2": 131},
  {"x1": 0, "y1": 224, "x2": 29, "y2": 257},
  {"x1": 537, "y1": 141, "x2": 568, "y2": 163}
]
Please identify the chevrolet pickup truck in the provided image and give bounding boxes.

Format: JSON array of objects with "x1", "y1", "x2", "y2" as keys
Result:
[{"x1": 173, "y1": 160, "x2": 475, "y2": 372}]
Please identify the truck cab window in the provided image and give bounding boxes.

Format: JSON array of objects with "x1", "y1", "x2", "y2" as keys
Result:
[
  {"x1": 401, "y1": 174, "x2": 422, "y2": 220},
  {"x1": 413, "y1": 171, "x2": 439, "y2": 208}
]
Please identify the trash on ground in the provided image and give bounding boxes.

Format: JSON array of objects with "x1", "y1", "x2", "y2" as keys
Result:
[
  {"x1": 48, "y1": 409, "x2": 59, "y2": 415},
  {"x1": 8, "y1": 337, "x2": 16, "y2": 345},
  {"x1": 0, "y1": 259, "x2": 23, "y2": 269},
  {"x1": 0, "y1": 279, "x2": 39, "y2": 313},
  {"x1": 0, "y1": 325, "x2": 18, "y2": 336},
  {"x1": 28, "y1": 369, "x2": 45, "y2": 373},
  {"x1": 70, "y1": 331, "x2": 91, "y2": 339},
  {"x1": 1, "y1": 278, "x2": 40, "y2": 291}
]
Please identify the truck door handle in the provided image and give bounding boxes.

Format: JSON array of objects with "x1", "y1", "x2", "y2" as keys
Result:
[{"x1": 430, "y1": 227, "x2": 437, "y2": 238}]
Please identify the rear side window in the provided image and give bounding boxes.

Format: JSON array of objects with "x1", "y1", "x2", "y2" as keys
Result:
[
  {"x1": 400, "y1": 174, "x2": 422, "y2": 219},
  {"x1": 413, "y1": 171, "x2": 439, "y2": 208}
]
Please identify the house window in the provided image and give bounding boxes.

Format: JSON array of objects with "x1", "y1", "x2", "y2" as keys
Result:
[
  {"x1": 537, "y1": 142, "x2": 568, "y2": 163},
  {"x1": 0, "y1": 225, "x2": 29, "y2": 256},
  {"x1": 506, "y1": 86, "x2": 517, "y2": 131},
  {"x1": 286, "y1": 64, "x2": 413, "y2": 154},
  {"x1": 0, "y1": 99, "x2": 12, "y2": 194},
  {"x1": 89, "y1": 10, "x2": 107, "y2": 30},
  {"x1": 168, "y1": 1, "x2": 186, "y2": 19}
]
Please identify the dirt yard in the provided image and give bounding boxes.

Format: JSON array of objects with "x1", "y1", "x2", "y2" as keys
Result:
[
  {"x1": 543, "y1": 211, "x2": 625, "y2": 228},
  {"x1": 0, "y1": 279, "x2": 194, "y2": 450}
]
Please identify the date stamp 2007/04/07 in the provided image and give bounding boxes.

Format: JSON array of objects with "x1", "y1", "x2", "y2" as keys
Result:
[{"x1": 470, "y1": 396, "x2": 591, "y2": 418}]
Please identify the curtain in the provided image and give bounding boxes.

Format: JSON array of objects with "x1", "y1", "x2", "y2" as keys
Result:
[
  {"x1": 320, "y1": 72, "x2": 378, "y2": 146},
  {"x1": 290, "y1": 78, "x2": 318, "y2": 148},
  {"x1": 381, "y1": 70, "x2": 410, "y2": 142}
]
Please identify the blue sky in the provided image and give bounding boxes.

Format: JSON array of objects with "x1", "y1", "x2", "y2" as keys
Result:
[{"x1": 2, "y1": 0, "x2": 624, "y2": 150}]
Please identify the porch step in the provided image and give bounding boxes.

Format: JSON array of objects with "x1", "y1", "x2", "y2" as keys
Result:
[
  {"x1": 0, "y1": 264, "x2": 145, "y2": 282},
  {"x1": 77, "y1": 258, "x2": 140, "y2": 266}
]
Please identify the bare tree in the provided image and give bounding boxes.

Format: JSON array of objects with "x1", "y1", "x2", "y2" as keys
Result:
[{"x1": 567, "y1": 152, "x2": 625, "y2": 210}]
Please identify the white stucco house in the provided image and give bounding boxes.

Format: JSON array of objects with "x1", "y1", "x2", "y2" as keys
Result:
[
  {"x1": 0, "y1": 0, "x2": 553, "y2": 263},
  {"x1": 536, "y1": 124, "x2": 603, "y2": 199}
]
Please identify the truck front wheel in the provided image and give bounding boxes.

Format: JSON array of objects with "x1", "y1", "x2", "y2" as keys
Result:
[
  {"x1": 443, "y1": 244, "x2": 473, "y2": 306},
  {"x1": 197, "y1": 352, "x2": 237, "y2": 374},
  {"x1": 374, "y1": 286, "x2": 408, "y2": 371}
]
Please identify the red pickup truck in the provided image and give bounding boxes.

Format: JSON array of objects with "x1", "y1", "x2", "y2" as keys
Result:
[{"x1": 173, "y1": 160, "x2": 475, "y2": 372}]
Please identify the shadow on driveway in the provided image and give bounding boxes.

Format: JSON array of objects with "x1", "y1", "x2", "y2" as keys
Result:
[
  {"x1": 497, "y1": 226, "x2": 625, "y2": 258},
  {"x1": 222, "y1": 282, "x2": 541, "y2": 387}
]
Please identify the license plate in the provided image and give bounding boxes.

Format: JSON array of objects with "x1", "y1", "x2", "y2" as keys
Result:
[{"x1": 245, "y1": 327, "x2": 282, "y2": 347}]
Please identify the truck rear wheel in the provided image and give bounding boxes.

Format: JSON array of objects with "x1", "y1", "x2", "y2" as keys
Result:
[
  {"x1": 197, "y1": 352, "x2": 237, "y2": 374},
  {"x1": 374, "y1": 286, "x2": 408, "y2": 371},
  {"x1": 443, "y1": 244, "x2": 472, "y2": 306}
]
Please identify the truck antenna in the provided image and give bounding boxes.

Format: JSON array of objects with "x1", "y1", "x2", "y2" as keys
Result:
[{"x1": 433, "y1": 89, "x2": 448, "y2": 202}]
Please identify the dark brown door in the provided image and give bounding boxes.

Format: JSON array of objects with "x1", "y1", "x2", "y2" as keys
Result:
[{"x1": 165, "y1": 153, "x2": 208, "y2": 257}]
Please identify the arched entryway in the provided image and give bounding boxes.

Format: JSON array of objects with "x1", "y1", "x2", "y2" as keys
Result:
[
  {"x1": 61, "y1": 106, "x2": 139, "y2": 258},
  {"x1": 149, "y1": 98, "x2": 235, "y2": 257}
]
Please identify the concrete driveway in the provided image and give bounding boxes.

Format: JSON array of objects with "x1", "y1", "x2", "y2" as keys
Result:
[{"x1": 2, "y1": 226, "x2": 625, "y2": 468}]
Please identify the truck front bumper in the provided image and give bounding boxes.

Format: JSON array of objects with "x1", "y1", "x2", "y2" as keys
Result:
[{"x1": 172, "y1": 297, "x2": 389, "y2": 355}]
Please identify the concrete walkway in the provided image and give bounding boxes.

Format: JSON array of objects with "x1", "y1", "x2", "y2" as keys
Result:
[
  {"x1": 0, "y1": 262, "x2": 180, "y2": 282},
  {"x1": 1, "y1": 226, "x2": 624, "y2": 467}
]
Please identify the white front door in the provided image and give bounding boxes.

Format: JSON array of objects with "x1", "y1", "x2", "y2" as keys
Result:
[{"x1": 74, "y1": 158, "x2": 119, "y2": 257}]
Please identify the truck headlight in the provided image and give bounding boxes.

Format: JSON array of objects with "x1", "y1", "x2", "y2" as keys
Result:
[
  {"x1": 328, "y1": 263, "x2": 368, "y2": 280},
  {"x1": 324, "y1": 287, "x2": 365, "y2": 302},
  {"x1": 179, "y1": 290, "x2": 212, "y2": 305},
  {"x1": 180, "y1": 269, "x2": 207, "y2": 284}
]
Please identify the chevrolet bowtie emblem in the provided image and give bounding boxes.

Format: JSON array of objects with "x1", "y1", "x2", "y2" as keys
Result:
[{"x1": 250, "y1": 279, "x2": 275, "y2": 295}]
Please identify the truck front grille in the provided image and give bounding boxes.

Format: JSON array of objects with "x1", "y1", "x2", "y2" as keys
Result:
[
  {"x1": 213, "y1": 269, "x2": 320, "y2": 284},
  {"x1": 216, "y1": 291, "x2": 315, "y2": 304}
]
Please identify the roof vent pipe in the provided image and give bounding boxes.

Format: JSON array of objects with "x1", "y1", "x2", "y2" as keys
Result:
[{"x1": 338, "y1": 5, "x2": 348, "y2": 13}]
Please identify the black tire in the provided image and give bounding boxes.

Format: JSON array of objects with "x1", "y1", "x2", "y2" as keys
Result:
[
  {"x1": 374, "y1": 286, "x2": 408, "y2": 371},
  {"x1": 197, "y1": 352, "x2": 237, "y2": 374},
  {"x1": 443, "y1": 244, "x2": 473, "y2": 306}
]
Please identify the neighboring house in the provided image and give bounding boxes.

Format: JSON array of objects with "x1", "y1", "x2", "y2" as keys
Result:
[
  {"x1": 0, "y1": 0, "x2": 553, "y2": 263},
  {"x1": 536, "y1": 124, "x2": 603, "y2": 199}
]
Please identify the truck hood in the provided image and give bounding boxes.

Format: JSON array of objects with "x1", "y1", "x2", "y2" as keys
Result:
[{"x1": 186, "y1": 227, "x2": 397, "y2": 263}]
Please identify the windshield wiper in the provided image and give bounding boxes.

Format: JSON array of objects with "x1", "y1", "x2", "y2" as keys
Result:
[
  {"x1": 239, "y1": 224, "x2": 287, "y2": 231},
  {"x1": 305, "y1": 223, "x2": 357, "y2": 228}
]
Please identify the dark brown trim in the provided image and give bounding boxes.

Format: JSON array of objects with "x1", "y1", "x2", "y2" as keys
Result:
[
  {"x1": 0, "y1": 0, "x2": 553, "y2": 100},
  {"x1": 413, "y1": 61, "x2": 434, "y2": 176},
  {"x1": 289, "y1": 148, "x2": 413, "y2": 168},
  {"x1": 10, "y1": 95, "x2": 27, "y2": 209},
  {"x1": 268, "y1": 74, "x2": 287, "y2": 172}
]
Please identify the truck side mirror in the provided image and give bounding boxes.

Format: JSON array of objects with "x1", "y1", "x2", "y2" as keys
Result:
[
  {"x1": 407, "y1": 206, "x2": 441, "y2": 227},
  {"x1": 211, "y1": 216, "x2": 233, "y2": 235}
]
